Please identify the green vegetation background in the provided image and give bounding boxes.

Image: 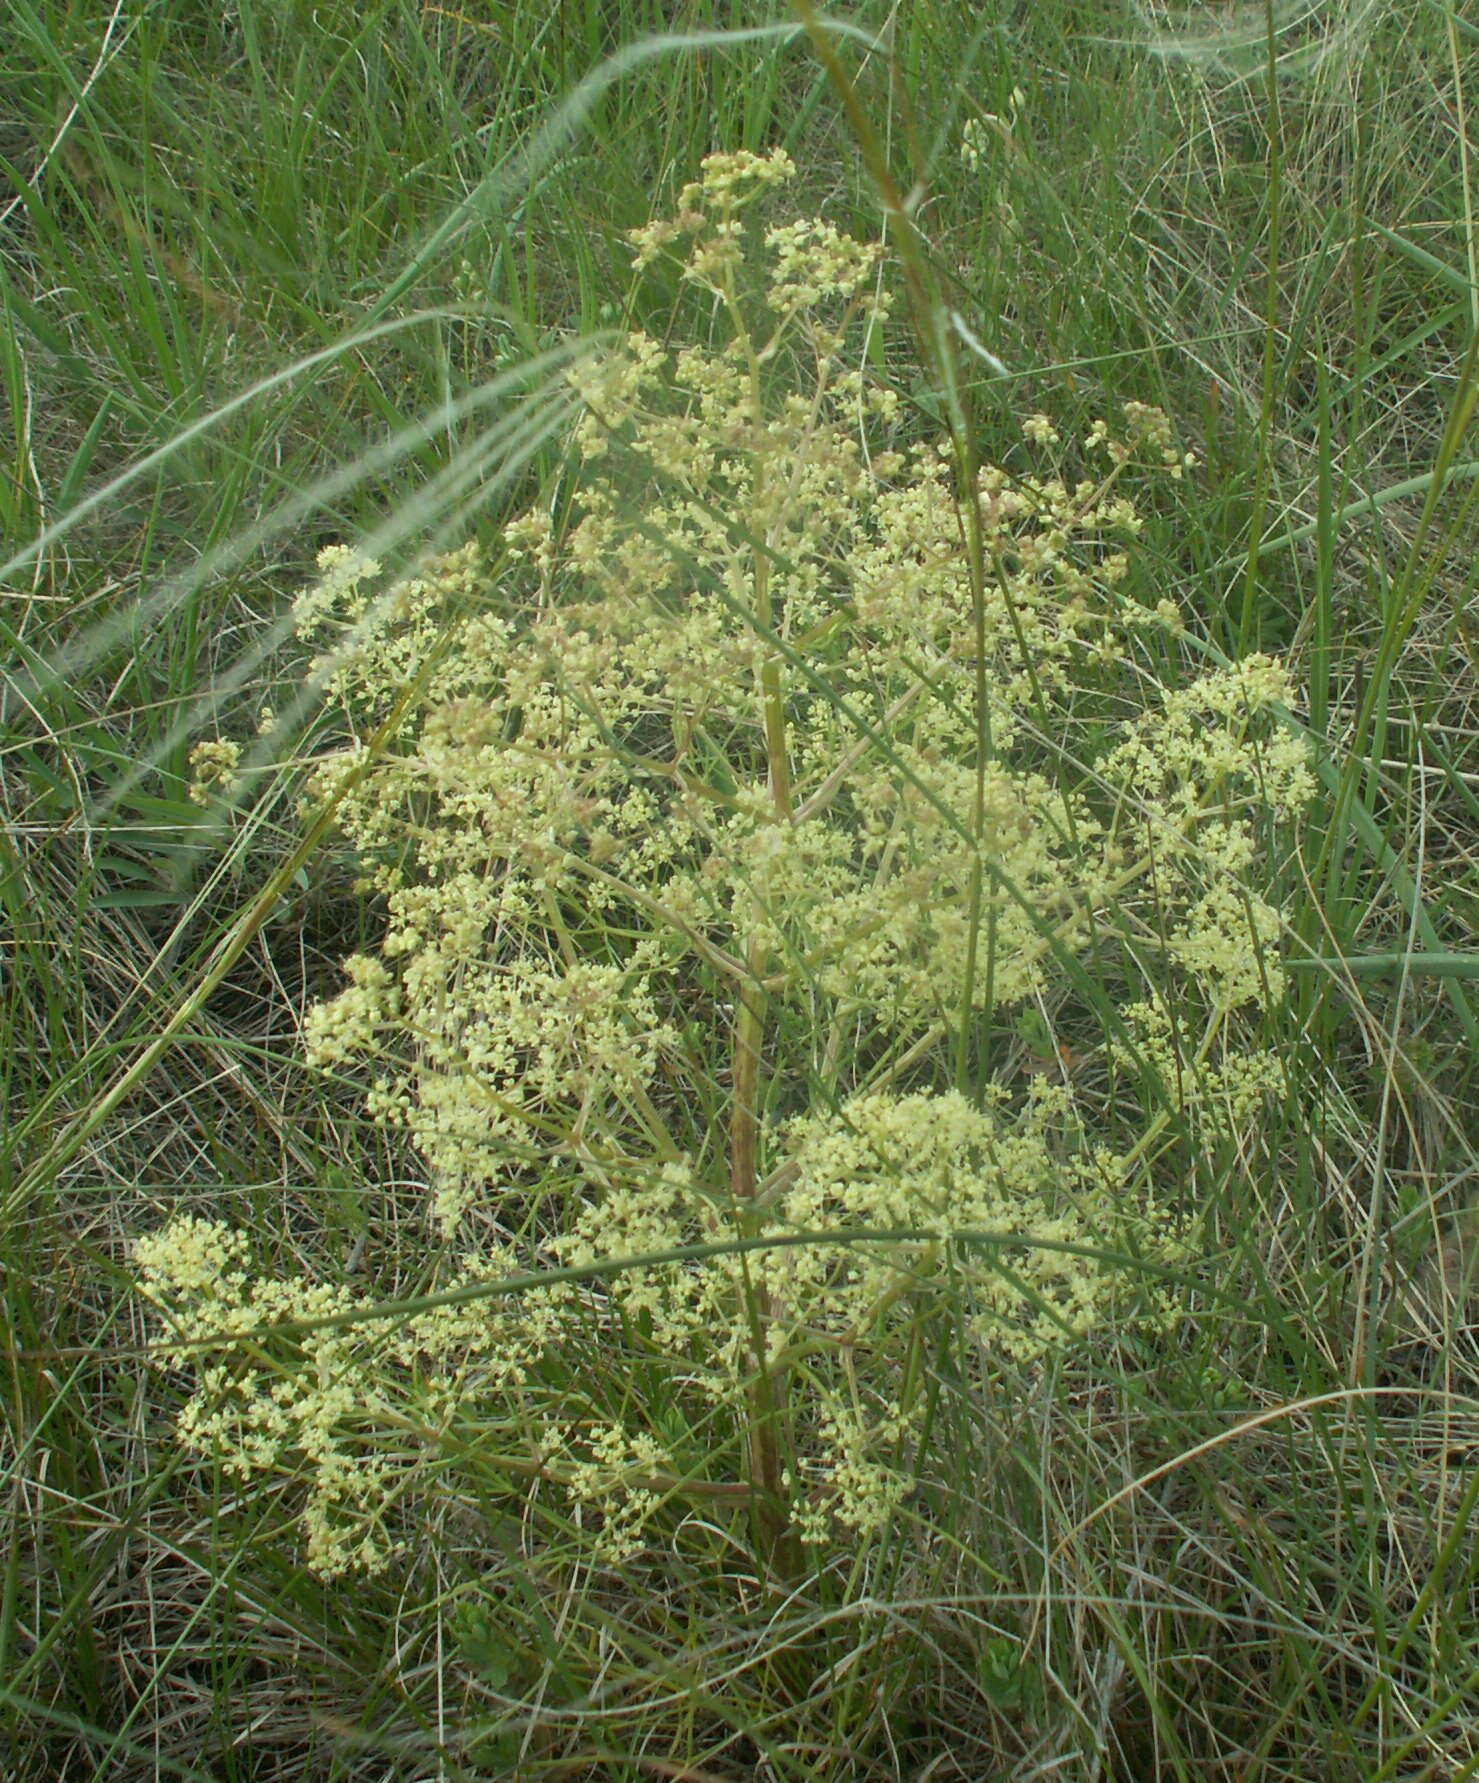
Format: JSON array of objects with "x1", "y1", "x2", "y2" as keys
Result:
[{"x1": 2, "y1": 0, "x2": 1478, "y2": 1777}]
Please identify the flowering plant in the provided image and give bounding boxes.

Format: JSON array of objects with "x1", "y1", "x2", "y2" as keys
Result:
[{"x1": 140, "y1": 150, "x2": 1312, "y2": 1579}]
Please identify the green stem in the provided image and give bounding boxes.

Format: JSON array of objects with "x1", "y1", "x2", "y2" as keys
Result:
[{"x1": 720, "y1": 283, "x2": 798, "y2": 1580}]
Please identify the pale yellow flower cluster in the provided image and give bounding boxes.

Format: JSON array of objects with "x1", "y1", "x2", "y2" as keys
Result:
[
  {"x1": 139, "y1": 151, "x2": 1312, "y2": 1572},
  {"x1": 136, "y1": 1216, "x2": 578, "y2": 1576},
  {"x1": 1086, "y1": 402, "x2": 1200, "y2": 477},
  {"x1": 564, "y1": 1424, "x2": 671, "y2": 1563},
  {"x1": 186, "y1": 737, "x2": 243, "y2": 806},
  {"x1": 1100, "y1": 652, "x2": 1315, "y2": 1017},
  {"x1": 788, "y1": 1401, "x2": 916, "y2": 1547}
]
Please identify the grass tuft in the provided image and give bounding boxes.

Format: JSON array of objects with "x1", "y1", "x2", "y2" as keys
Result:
[{"x1": 3, "y1": 2, "x2": 1477, "y2": 1778}]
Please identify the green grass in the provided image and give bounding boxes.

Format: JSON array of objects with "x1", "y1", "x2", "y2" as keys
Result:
[{"x1": 3, "y1": 1, "x2": 1478, "y2": 1778}]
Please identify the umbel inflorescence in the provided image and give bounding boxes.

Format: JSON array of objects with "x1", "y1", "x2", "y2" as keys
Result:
[{"x1": 142, "y1": 150, "x2": 1313, "y2": 1577}]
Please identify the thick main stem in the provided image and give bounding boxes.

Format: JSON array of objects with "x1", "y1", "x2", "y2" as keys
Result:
[
  {"x1": 730, "y1": 893, "x2": 802, "y2": 1576},
  {"x1": 726, "y1": 400, "x2": 800, "y2": 1577}
]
